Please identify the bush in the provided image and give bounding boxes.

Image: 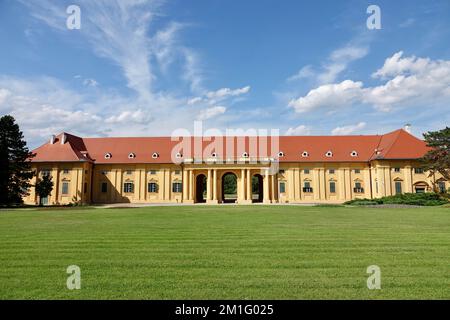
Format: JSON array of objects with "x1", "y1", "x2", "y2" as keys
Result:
[{"x1": 345, "y1": 193, "x2": 449, "y2": 206}]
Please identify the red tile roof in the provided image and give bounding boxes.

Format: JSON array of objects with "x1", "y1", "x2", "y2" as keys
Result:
[{"x1": 31, "y1": 129, "x2": 429, "y2": 164}]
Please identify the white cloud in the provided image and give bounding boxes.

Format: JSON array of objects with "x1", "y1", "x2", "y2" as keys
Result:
[
  {"x1": 83, "y1": 79, "x2": 99, "y2": 87},
  {"x1": 205, "y1": 86, "x2": 251, "y2": 100},
  {"x1": 331, "y1": 122, "x2": 366, "y2": 135},
  {"x1": 288, "y1": 45, "x2": 369, "y2": 84},
  {"x1": 105, "y1": 109, "x2": 151, "y2": 124},
  {"x1": 197, "y1": 106, "x2": 226, "y2": 121},
  {"x1": 0, "y1": 88, "x2": 11, "y2": 105},
  {"x1": 287, "y1": 65, "x2": 315, "y2": 82},
  {"x1": 289, "y1": 52, "x2": 450, "y2": 114},
  {"x1": 285, "y1": 125, "x2": 311, "y2": 136},
  {"x1": 288, "y1": 80, "x2": 363, "y2": 113}
]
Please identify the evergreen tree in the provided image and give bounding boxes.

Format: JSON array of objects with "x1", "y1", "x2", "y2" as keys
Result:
[
  {"x1": 422, "y1": 127, "x2": 450, "y2": 182},
  {"x1": 0, "y1": 115, "x2": 35, "y2": 205},
  {"x1": 35, "y1": 174, "x2": 53, "y2": 206}
]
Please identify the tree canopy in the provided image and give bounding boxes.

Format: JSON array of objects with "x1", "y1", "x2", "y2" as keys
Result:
[
  {"x1": 0, "y1": 115, "x2": 35, "y2": 205},
  {"x1": 422, "y1": 127, "x2": 450, "y2": 181}
]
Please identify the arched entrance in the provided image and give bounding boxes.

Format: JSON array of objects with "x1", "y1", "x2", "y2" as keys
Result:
[
  {"x1": 221, "y1": 172, "x2": 237, "y2": 203},
  {"x1": 195, "y1": 174, "x2": 207, "y2": 203},
  {"x1": 252, "y1": 174, "x2": 264, "y2": 202}
]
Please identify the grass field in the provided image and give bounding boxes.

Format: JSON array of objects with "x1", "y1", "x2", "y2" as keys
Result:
[{"x1": 0, "y1": 205, "x2": 449, "y2": 299}]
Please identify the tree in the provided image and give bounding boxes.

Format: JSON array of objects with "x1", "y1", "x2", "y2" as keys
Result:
[
  {"x1": 422, "y1": 127, "x2": 450, "y2": 187},
  {"x1": 0, "y1": 115, "x2": 35, "y2": 205},
  {"x1": 35, "y1": 174, "x2": 53, "y2": 206}
]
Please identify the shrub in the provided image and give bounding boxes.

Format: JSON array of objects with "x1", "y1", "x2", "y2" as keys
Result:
[{"x1": 345, "y1": 193, "x2": 448, "y2": 206}]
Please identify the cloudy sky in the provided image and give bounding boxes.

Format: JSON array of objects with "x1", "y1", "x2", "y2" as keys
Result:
[{"x1": 0, "y1": 0, "x2": 449, "y2": 147}]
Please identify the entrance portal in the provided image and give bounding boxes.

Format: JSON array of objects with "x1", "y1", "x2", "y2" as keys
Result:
[
  {"x1": 221, "y1": 172, "x2": 237, "y2": 203},
  {"x1": 195, "y1": 174, "x2": 207, "y2": 203},
  {"x1": 252, "y1": 174, "x2": 264, "y2": 202}
]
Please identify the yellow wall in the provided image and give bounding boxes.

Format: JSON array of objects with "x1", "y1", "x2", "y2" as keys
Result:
[{"x1": 23, "y1": 160, "x2": 447, "y2": 205}]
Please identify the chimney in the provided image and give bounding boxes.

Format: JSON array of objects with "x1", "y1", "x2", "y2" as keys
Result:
[
  {"x1": 404, "y1": 124, "x2": 411, "y2": 133},
  {"x1": 61, "y1": 133, "x2": 67, "y2": 145},
  {"x1": 50, "y1": 135, "x2": 56, "y2": 144}
]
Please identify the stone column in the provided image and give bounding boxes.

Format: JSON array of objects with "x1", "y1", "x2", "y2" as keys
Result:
[
  {"x1": 263, "y1": 169, "x2": 271, "y2": 203},
  {"x1": 213, "y1": 169, "x2": 218, "y2": 201},
  {"x1": 189, "y1": 170, "x2": 194, "y2": 201},
  {"x1": 246, "y1": 169, "x2": 252, "y2": 201},
  {"x1": 207, "y1": 169, "x2": 212, "y2": 201},
  {"x1": 270, "y1": 174, "x2": 276, "y2": 203},
  {"x1": 183, "y1": 169, "x2": 189, "y2": 201},
  {"x1": 240, "y1": 169, "x2": 246, "y2": 201}
]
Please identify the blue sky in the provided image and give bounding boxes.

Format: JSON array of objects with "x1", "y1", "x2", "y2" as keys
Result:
[{"x1": 0, "y1": 0, "x2": 449, "y2": 147}]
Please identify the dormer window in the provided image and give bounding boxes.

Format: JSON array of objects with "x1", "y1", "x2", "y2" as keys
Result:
[
  {"x1": 104, "y1": 153, "x2": 112, "y2": 159},
  {"x1": 152, "y1": 152, "x2": 159, "y2": 159},
  {"x1": 128, "y1": 153, "x2": 136, "y2": 159},
  {"x1": 325, "y1": 151, "x2": 333, "y2": 157},
  {"x1": 350, "y1": 151, "x2": 358, "y2": 157},
  {"x1": 242, "y1": 152, "x2": 249, "y2": 158},
  {"x1": 175, "y1": 152, "x2": 182, "y2": 159},
  {"x1": 301, "y1": 151, "x2": 309, "y2": 158},
  {"x1": 278, "y1": 151, "x2": 285, "y2": 158},
  {"x1": 211, "y1": 152, "x2": 217, "y2": 158}
]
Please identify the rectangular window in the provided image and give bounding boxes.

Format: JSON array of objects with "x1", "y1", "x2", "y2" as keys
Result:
[
  {"x1": 438, "y1": 181, "x2": 446, "y2": 193},
  {"x1": 174, "y1": 170, "x2": 181, "y2": 175},
  {"x1": 126, "y1": 170, "x2": 133, "y2": 175},
  {"x1": 395, "y1": 181, "x2": 402, "y2": 195},
  {"x1": 394, "y1": 168, "x2": 401, "y2": 173},
  {"x1": 148, "y1": 182, "x2": 158, "y2": 193},
  {"x1": 149, "y1": 170, "x2": 157, "y2": 175},
  {"x1": 354, "y1": 182, "x2": 364, "y2": 193},
  {"x1": 279, "y1": 169, "x2": 285, "y2": 174},
  {"x1": 172, "y1": 182, "x2": 182, "y2": 193},
  {"x1": 303, "y1": 182, "x2": 313, "y2": 193},
  {"x1": 414, "y1": 168, "x2": 424, "y2": 174},
  {"x1": 279, "y1": 182, "x2": 286, "y2": 193},
  {"x1": 329, "y1": 169, "x2": 335, "y2": 174},
  {"x1": 101, "y1": 182, "x2": 108, "y2": 193},
  {"x1": 62, "y1": 182, "x2": 69, "y2": 195},
  {"x1": 123, "y1": 182, "x2": 134, "y2": 193},
  {"x1": 304, "y1": 169, "x2": 310, "y2": 174},
  {"x1": 63, "y1": 169, "x2": 70, "y2": 174},
  {"x1": 415, "y1": 187, "x2": 425, "y2": 194},
  {"x1": 329, "y1": 181, "x2": 336, "y2": 193},
  {"x1": 354, "y1": 169, "x2": 361, "y2": 174}
]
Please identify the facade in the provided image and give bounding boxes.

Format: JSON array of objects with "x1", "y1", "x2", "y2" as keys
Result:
[{"x1": 24, "y1": 128, "x2": 447, "y2": 205}]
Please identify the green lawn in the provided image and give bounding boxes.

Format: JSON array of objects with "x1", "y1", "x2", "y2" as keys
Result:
[{"x1": 0, "y1": 205, "x2": 449, "y2": 299}]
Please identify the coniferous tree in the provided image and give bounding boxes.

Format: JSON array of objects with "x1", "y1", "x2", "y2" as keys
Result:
[
  {"x1": 422, "y1": 127, "x2": 450, "y2": 182},
  {"x1": 0, "y1": 115, "x2": 35, "y2": 205}
]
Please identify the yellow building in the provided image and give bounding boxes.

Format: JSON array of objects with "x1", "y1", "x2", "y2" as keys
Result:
[{"x1": 24, "y1": 129, "x2": 447, "y2": 205}]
